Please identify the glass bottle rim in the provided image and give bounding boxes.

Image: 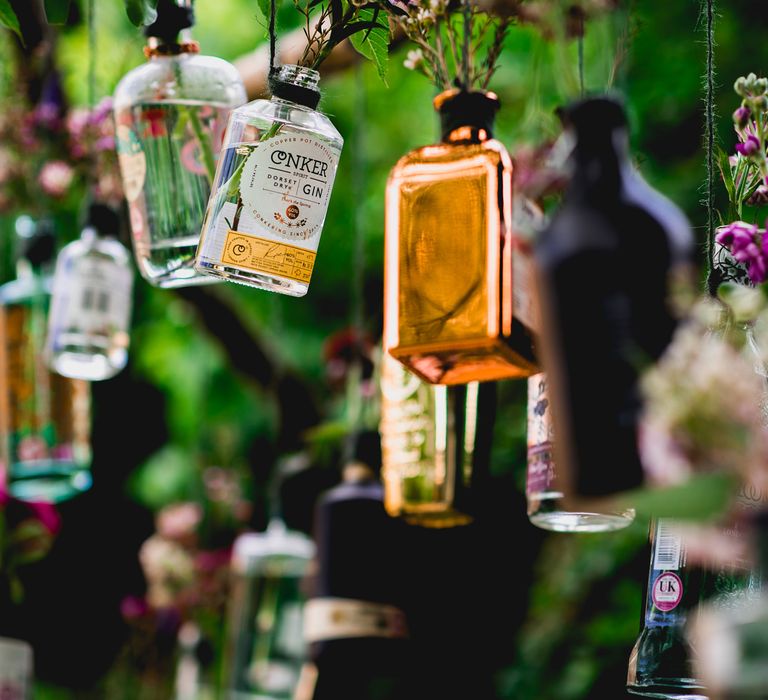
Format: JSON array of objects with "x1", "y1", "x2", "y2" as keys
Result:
[{"x1": 276, "y1": 64, "x2": 321, "y2": 90}]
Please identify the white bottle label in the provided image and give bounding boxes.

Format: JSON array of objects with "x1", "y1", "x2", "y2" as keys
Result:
[
  {"x1": 216, "y1": 133, "x2": 339, "y2": 285},
  {"x1": 53, "y1": 257, "x2": 132, "y2": 336}
]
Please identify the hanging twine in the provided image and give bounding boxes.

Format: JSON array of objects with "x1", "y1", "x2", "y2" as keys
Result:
[
  {"x1": 269, "y1": 0, "x2": 277, "y2": 77},
  {"x1": 350, "y1": 64, "x2": 367, "y2": 430},
  {"x1": 578, "y1": 34, "x2": 585, "y2": 96},
  {"x1": 703, "y1": 0, "x2": 720, "y2": 295},
  {"x1": 87, "y1": 0, "x2": 96, "y2": 111}
]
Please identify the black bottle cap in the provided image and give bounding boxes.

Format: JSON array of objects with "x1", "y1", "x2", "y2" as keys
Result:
[
  {"x1": 18, "y1": 219, "x2": 56, "y2": 267},
  {"x1": 85, "y1": 202, "x2": 121, "y2": 238},
  {"x1": 435, "y1": 89, "x2": 499, "y2": 141},
  {"x1": 561, "y1": 94, "x2": 628, "y2": 140},
  {"x1": 144, "y1": 0, "x2": 194, "y2": 40}
]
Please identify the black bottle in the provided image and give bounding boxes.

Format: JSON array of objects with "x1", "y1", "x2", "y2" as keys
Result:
[
  {"x1": 533, "y1": 95, "x2": 695, "y2": 507},
  {"x1": 301, "y1": 429, "x2": 415, "y2": 700}
]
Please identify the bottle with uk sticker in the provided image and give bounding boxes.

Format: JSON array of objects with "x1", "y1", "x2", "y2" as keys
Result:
[{"x1": 195, "y1": 65, "x2": 343, "y2": 297}]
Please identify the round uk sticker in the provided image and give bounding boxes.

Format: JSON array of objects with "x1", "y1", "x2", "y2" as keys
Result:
[{"x1": 652, "y1": 572, "x2": 683, "y2": 611}]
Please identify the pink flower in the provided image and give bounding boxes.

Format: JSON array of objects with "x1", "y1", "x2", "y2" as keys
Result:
[
  {"x1": 120, "y1": 595, "x2": 150, "y2": 620},
  {"x1": 736, "y1": 133, "x2": 761, "y2": 157},
  {"x1": 38, "y1": 160, "x2": 74, "y2": 197},
  {"x1": 0, "y1": 464, "x2": 10, "y2": 508},
  {"x1": 26, "y1": 501, "x2": 61, "y2": 535},
  {"x1": 156, "y1": 502, "x2": 202, "y2": 544},
  {"x1": 17, "y1": 436, "x2": 49, "y2": 462}
]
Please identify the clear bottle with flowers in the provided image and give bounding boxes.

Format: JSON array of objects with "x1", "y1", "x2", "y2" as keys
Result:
[{"x1": 113, "y1": 0, "x2": 246, "y2": 288}]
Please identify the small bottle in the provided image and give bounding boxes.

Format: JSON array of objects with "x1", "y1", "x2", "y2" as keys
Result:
[
  {"x1": 627, "y1": 519, "x2": 707, "y2": 698},
  {"x1": 113, "y1": 0, "x2": 246, "y2": 288},
  {"x1": 526, "y1": 372, "x2": 634, "y2": 532},
  {"x1": 195, "y1": 65, "x2": 344, "y2": 296},
  {"x1": 380, "y1": 353, "x2": 496, "y2": 528},
  {"x1": 0, "y1": 218, "x2": 92, "y2": 502},
  {"x1": 46, "y1": 203, "x2": 133, "y2": 381},
  {"x1": 533, "y1": 96, "x2": 695, "y2": 514},
  {"x1": 384, "y1": 89, "x2": 539, "y2": 385},
  {"x1": 224, "y1": 519, "x2": 315, "y2": 699},
  {"x1": 302, "y1": 430, "x2": 414, "y2": 700},
  {"x1": 0, "y1": 637, "x2": 33, "y2": 700}
]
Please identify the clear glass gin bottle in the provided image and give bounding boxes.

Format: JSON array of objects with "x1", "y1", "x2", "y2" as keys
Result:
[
  {"x1": 627, "y1": 519, "x2": 707, "y2": 699},
  {"x1": 195, "y1": 65, "x2": 343, "y2": 296},
  {"x1": 46, "y1": 203, "x2": 133, "y2": 381},
  {"x1": 113, "y1": 0, "x2": 246, "y2": 288},
  {"x1": 0, "y1": 218, "x2": 92, "y2": 502}
]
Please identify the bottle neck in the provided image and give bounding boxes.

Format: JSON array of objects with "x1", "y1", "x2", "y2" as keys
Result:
[
  {"x1": 436, "y1": 90, "x2": 499, "y2": 144},
  {"x1": 568, "y1": 129, "x2": 633, "y2": 196},
  {"x1": 144, "y1": 31, "x2": 199, "y2": 60}
]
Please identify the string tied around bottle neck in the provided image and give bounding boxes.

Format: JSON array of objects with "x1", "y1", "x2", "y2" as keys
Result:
[{"x1": 266, "y1": 0, "x2": 321, "y2": 109}]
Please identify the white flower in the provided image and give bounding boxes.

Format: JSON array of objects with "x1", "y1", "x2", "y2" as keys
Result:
[
  {"x1": 403, "y1": 49, "x2": 425, "y2": 71},
  {"x1": 38, "y1": 160, "x2": 74, "y2": 198}
]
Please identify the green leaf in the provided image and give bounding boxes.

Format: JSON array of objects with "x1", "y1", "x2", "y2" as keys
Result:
[
  {"x1": 44, "y1": 0, "x2": 71, "y2": 25},
  {"x1": 348, "y1": 10, "x2": 390, "y2": 83},
  {"x1": 256, "y1": 0, "x2": 271, "y2": 27},
  {"x1": 0, "y1": 0, "x2": 22, "y2": 41},
  {"x1": 716, "y1": 146, "x2": 735, "y2": 204},
  {"x1": 124, "y1": 0, "x2": 159, "y2": 27},
  {"x1": 617, "y1": 472, "x2": 737, "y2": 522}
]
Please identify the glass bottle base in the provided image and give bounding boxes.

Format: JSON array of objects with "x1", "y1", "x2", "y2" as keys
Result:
[
  {"x1": 527, "y1": 494, "x2": 635, "y2": 532},
  {"x1": 9, "y1": 461, "x2": 93, "y2": 503},
  {"x1": 51, "y1": 350, "x2": 126, "y2": 382},
  {"x1": 626, "y1": 683, "x2": 708, "y2": 699},
  {"x1": 194, "y1": 261, "x2": 308, "y2": 297},
  {"x1": 529, "y1": 509, "x2": 635, "y2": 533},
  {"x1": 138, "y1": 241, "x2": 221, "y2": 289}
]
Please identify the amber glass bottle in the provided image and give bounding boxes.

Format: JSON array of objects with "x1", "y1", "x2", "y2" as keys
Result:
[{"x1": 384, "y1": 89, "x2": 538, "y2": 385}]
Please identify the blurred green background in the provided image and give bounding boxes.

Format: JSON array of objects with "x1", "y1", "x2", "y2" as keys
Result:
[{"x1": 1, "y1": 0, "x2": 766, "y2": 697}]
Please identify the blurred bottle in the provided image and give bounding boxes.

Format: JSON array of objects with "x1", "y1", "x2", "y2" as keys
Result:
[
  {"x1": 224, "y1": 519, "x2": 315, "y2": 699},
  {"x1": 526, "y1": 372, "x2": 634, "y2": 532},
  {"x1": 689, "y1": 507, "x2": 768, "y2": 700},
  {"x1": 627, "y1": 519, "x2": 708, "y2": 698},
  {"x1": 380, "y1": 353, "x2": 496, "y2": 528},
  {"x1": 0, "y1": 217, "x2": 91, "y2": 502},
  {"x1": 46, "y1": 203, "x2": 133, "y2": 381},
  {"x1": 302, "y1": 429, "x2": 414, "y2": 700},
  {"x1": 0, "y1": 637, "x2": 33, "y2": 700},
  {"x1": 384, "y1": 88, "x2": 538, "y2": 385},
  {"x1": 113, "y1": 0, "x2": 246, "y2": 288},
  {"x1": 533, "y1": 95, "x2": 695, "y2": 518}
]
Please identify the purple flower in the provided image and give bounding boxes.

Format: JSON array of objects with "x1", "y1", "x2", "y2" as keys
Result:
[
  {"x1": 733, "y1": 105, "x2": 751, "y2": 128},
  {"x1": 736, "y1": 133, "x2": 761, "y2": 157},
  {"x1": 716, "y1": 220, "x2": 758, "y2": 249}
]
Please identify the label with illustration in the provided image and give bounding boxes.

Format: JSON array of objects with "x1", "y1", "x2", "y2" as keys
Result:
[
  {"x1": 213, "y1": 133, "x2": 339, "y2": 284},
  {"x1": 51, "y1": 257, "x2": 132, "y2": 337},
  {"x1": 526, "y1": 373, "x2": 556, "y2": 494},
  {"x1": 115, "y1": 124, "x2": 146, "y2": 203}
]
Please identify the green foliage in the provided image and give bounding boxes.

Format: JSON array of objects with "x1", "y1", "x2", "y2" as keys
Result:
[
  {"x1": 124, "y1": 0, "x2": 159, "y2": 27},
  {"x1": 349, "y1": 8, "x2": 389, "y2": 84},
  {"x1": 0, "y1": 0, "x2": 20, "y2": 41},
  {"x1": 44, "y1": 0, "x2": 72, "y2": 25}
]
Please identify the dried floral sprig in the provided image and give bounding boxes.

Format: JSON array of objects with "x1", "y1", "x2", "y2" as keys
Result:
[
  {"x1": 386, "y1": 0, "x2": 513, "y2": 91},
  {"x1": 290, "y1": 0, "x2": 390, "y2": 72}
]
